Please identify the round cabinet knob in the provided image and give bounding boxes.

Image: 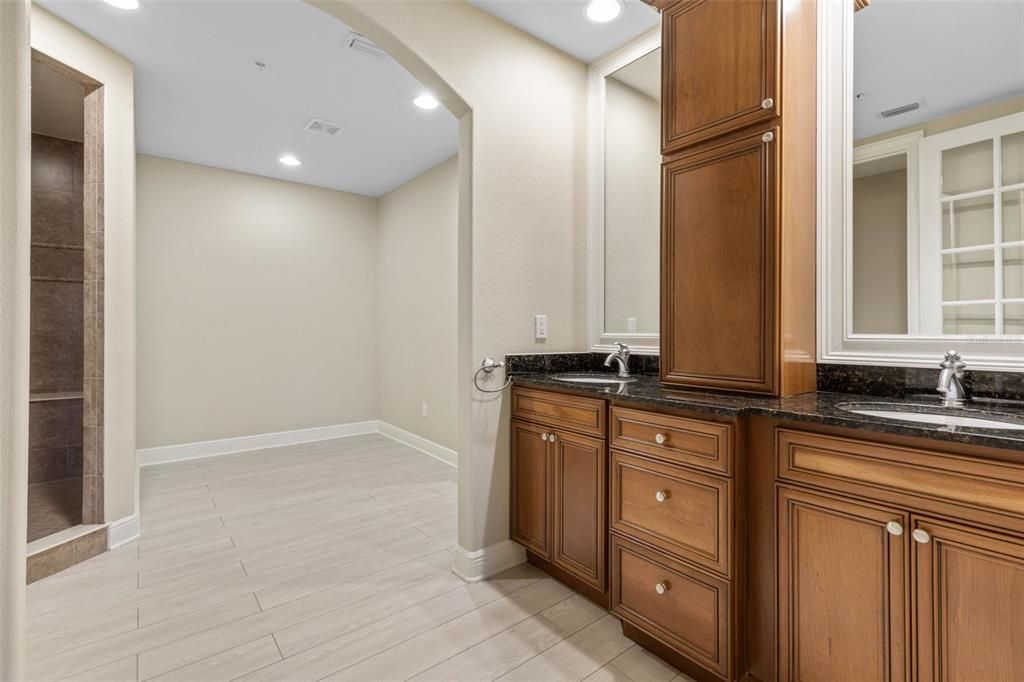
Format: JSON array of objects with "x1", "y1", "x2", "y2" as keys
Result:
[
  {"x1": 761, "y1": 97, "x2": 774, "y2": 109},
  {"x1": 655, "y1": 490, "x2": 670, "y2": 503},
  {"x1": 885, "y1": 521, "x2": 904, "y2": 536},
  {"x1": 540, "y1": 433, "x2": 549, "y2": 441},
  {"x1": 912, "y1": 529, "x2": 931, "y2": 544},
  {"x1": 654, "y1": 433, "x2": 667, "y2": 445},
  {"x1": 549, "y1": 434, "x2": 557, "y2": 442},
  {"x1": 654, "y1": 581, "x2": 669, "y2": 595},
  {"x1": 762, "y1": 131, "x2": 775, "y2": 144}
]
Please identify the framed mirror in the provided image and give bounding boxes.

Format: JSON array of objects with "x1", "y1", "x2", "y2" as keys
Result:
[
  {"x1": 588, "y1": 29, "x2": 661, "y2": 354},
  {"x1": 819, "y1": 0, "x2": 1024, "y2": 370}
]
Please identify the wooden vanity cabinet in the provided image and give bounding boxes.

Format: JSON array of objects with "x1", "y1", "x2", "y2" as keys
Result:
[
  {"x1": 510, "y1": 389, "x2": 608, "y2": 594},
  {"x1": 774, "y1": 426, "x2": 1024, "y2": 682},
  {"x1": 655, "y1": 0, "x2": 817, "y2": 396}
]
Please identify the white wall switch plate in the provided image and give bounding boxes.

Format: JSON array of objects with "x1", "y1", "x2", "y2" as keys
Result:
[
  {"x1": 534, "y1": 314, "x2": 548, "y2": 340},
  {"x1": 627, "y1": 317, "x2": 638, "y2": 334},
  {"x1": 421, "y1": 402, "x2": 428, "y2": 417}
]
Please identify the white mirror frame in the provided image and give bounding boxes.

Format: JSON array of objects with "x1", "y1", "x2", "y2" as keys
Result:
[
  {"x1": 587, "y1": 28, "x2": 661, "y2": 356},
  {"x1": 817, "y1": 2, "x2": 1024, "y2": 371}
]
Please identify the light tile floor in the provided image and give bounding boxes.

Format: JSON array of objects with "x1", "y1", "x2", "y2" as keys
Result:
[{"x1": 26, "y1": 434, "x2": 692, "y2": 681}]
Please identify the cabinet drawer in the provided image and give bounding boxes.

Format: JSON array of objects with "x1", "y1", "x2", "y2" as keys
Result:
[
  {"x1": 610, "y1": 407, "x2": 733, "y2": 475},
  {"x1": 611, "y1": 535, "x2": 731, "y2": 680},
  {"x1": 611, "y1": 451, "x2": 731, "y2": 576},
  {"x1": 777, "y1": 429, "x2": 1024, "y2": 519},
  {"x1": 512, "y1": 388, "x2": 606, "y2": 437}
]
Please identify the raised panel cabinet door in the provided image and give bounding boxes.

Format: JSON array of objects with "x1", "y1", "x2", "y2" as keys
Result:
[
  {"x1": 552, "y1": 429, "x2": 607, "y2": 590},
  {"x1": 662, "y1": 0, "x2": 779, "y2": 153},
  {"x1": 510, "y1": 419, "x2": 552, "y2": 559},
  {"x1": 661, "y1": 127, "x2": 778, "y2": 393},
  {"x1": 778, "y1": 487, "x2": 910, "y2": 682},
  {"x1": 913, "y1": 517, "x2": 1024, "y2": 682}
]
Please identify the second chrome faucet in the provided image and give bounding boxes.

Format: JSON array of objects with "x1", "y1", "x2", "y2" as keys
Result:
[{"x1": 604, "y1": 343, "x2": 631, "y2": 378}]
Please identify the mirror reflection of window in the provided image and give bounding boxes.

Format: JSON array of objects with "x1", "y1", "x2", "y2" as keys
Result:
[
  {"x1": 604, "y1": 48, "x2": 661, "y2": 336},
  {"x1": 851, "y1": 0, "x2": 1024, "y2": 337}
]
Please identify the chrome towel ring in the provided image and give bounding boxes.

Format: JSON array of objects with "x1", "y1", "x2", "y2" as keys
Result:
[{"x1": 474, "y1": 357, "x2": 512, "y2": 393}]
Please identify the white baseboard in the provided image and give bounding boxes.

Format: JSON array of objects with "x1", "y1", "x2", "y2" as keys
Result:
[
  {"x1": 452, "y1": 539, "x2": 526, "y2": 582},
  {"x1": 107, "y1": 515, "x2": 140, "y2": 549},
  {"x1": 377, "y1": 421, "x2": 457, "y2": 467},
  {"x1": 138, "y1": 421, "x2": 380, "y2": 467}
]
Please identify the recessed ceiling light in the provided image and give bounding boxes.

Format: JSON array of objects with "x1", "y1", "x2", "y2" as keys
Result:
[
  {"x1": 413, "y1": 93, "x2": 439, "y2": 110},
  {"x1": 104, "y1": 0, "x2": 140, "y2": 9},
  {"x1": 585, "y1": 0, "x2": 623, "y2": 23},
  {"x1": 278, "y1": 154, "x2": 301, "y2": 167}
]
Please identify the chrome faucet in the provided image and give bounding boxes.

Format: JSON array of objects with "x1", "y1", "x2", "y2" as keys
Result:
[
  {"x1": 604, "y1": 343, "x2": 631, "y2": 378},
  {"x1": 937, "y1": 350, "x2": 969, "y2": 407}
]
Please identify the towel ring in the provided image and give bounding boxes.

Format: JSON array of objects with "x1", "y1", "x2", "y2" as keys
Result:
[{"x1": 474, "y1": 357, "x2": 512, "y2": 393}]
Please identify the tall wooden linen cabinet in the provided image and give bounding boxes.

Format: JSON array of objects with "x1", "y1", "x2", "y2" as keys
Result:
[{"x1": 651, "y1": 0, "x2": 817, "y2": 396}]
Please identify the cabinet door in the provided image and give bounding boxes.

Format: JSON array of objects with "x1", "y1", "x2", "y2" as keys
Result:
[
  {"x1": 778, "y1": 487, "x2": 909, "y2": 682},
  {"x1": 913, "y1": 517, "x2": 1024, "y2": 682},
  {"x1": 552, "y1": 429, "x2": 607, "y2": 590},
  {"x1": 662, "y1": 0, "x2": 778, "y2": 153},
  {"x1": 661, "y1": 127, "x2": 778, "y2": 393},
  {"x1": 510, "y1": 420, "x2": 552, "y2": 559}
]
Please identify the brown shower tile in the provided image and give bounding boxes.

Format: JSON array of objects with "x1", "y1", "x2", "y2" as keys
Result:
[
  {"x1": 27, "y1": 542, "x2": 74, "y2": 583},
  {"x1": 27, "y1": 479, "x2": 82, "y2": 543},
  {"x1": 30, "y1": 280, "x2": 84, "y2": 333},
  {"x1": 31, "y1": 135, "x2": 75, "y2": 192},
  {"x1": 73, "y1": 527, "x2": 107, "y2": 563},
  {"x1": 84, "y1": 328, "x2": 102, "y2": 379},
  {"x1": 31, "y1": 189, "x2": 80, "y2": 246},
  {"x1": 28, "y1": 447, "x2": 71, "y2": 483},
  {"x1": 84, "y1": 378, "x2": 103, "y2": 427},
  {"x1": 31, "y1": 245, "x2": 84, "y2": 281},
  {"x1": 83, "y1": 475, "x2": 104, "y2": 524},
  {"x1": 29, "y1": 401, "x2": 68, "y2": 449},
  {"x1": 68, "y1": 399, "x2": 84, "y2": 443},
  {"x1": 67, "y1": 446, "x2": 84, "y2": 478},
  {"x1": 30, "y1": 331, "x2": 84, "y2": 393}
]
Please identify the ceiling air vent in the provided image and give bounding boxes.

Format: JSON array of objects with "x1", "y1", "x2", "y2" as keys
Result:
[
  {"x1": 304, "y1": 118, "x2": 344, "y2": 137},
  {"x1": 879, "y1": 101, "x2": 921, "y2": 119},
  {"x1": 343, "y1": 31, "x2": 390, "y2": 61}
]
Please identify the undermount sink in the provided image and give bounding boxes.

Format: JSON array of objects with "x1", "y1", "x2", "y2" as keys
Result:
[
  {"x1": 552, "y1": 374, "x2": 637, "y2": 387},
  {"x1": 839, "y1": 403, "x2": 1024, "y2": 431}
]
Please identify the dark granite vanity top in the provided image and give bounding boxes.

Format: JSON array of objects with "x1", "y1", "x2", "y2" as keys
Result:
[{"x1": 512, "y1": 372, "x2": 1024, "y2": 451}]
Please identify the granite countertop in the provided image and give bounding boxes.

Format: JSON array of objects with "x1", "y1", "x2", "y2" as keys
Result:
[{"x1": 511, "y1": 372, "x2": 1024, "y2": 451}]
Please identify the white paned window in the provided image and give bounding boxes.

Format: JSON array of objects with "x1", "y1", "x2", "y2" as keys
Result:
[{"x1": 919, "y1": 114, "x2": 1024, "y2": 335}]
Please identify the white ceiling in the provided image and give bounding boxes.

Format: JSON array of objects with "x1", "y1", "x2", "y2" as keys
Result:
[
  {"x1": 35, "y1": 0, "x2": 459, "y2": 197},
  {"x1": 854, "y1": 0, "x2": 1024, "y2": 140},
  {"x1": 469, "y1": 0, "x2": 660, "y2": 63}
]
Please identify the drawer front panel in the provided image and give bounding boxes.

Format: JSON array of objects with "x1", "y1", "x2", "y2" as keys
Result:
[
  {"x1": 611, "y1": 536, "x2": 731, "y2": 679},
  {"x1": 611, "y1": 451, "x2": 731, "y2": 576},
  {"x1": 512, "y1": 388, "x2": 606, "y2": 437},
  {"x1": 777, "y1": 429, "x2": 1024, "y2": 519},
  {"x1": 611, "y1": 407, "x2": 733, "y2": 475}
]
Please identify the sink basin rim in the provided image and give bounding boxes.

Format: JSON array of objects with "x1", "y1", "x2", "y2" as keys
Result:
[{"x1": 837, "y1": 403, "x2": 1024, "y2": 431}]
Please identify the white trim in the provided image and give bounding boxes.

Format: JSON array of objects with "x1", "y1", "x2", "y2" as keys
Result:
[
  {"x1": 587, "y1": 28, "x2": 662, "y2": 354},
  {"x1": 451, "y1": 539, "x2": 526, "y2": 583},
  {"x1": 106, "y1": 515, "x2": 140, "y2": 549},
  {"x1": 137, "y1": 421, "x2": 379, "y2": 466},
  {"x1": 377, "y1": 421, "x2": 457, "y2": 468},
  {"x1": 816, "y1": 2, "x2": 1024, "y2": 372}
]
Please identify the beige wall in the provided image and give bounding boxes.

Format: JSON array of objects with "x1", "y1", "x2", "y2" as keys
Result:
[
  {"x1": 136, "y1": 155, "x2": 380, "y2": 448},
  {"x1": 378, "y1": 156, "x2": 458, "y2": 451},
  {"x1": 0, "y1": 2, "x2": 31, "y2": 676},
  {"x1": 604, "y1": 78, "x2": 660, "y2": 334},
  {"x1": 852, "y1": 169, "x2": 908, "y2": 333},
  {"x1": 310, "y1": 1, "x2": 588, "y2": 564},
  {"x1": 31, "y1": 6, "x2": 136, "y2": 525}
]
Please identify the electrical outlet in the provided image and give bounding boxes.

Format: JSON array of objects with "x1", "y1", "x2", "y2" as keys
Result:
[
  {"x1": 421, "y1": 402, "x2": 428, "y2": 418},
  {"x1": 534, "y1": 314, "x2": 548, "y2": 340},
  {"x1": 627, "y1": 317, "x2": 638, "y2": 334}
]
